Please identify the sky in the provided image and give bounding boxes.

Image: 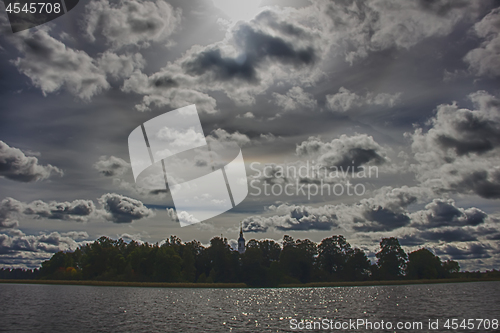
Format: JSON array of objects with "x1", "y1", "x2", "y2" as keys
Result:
[{"x1": 0, "y1": 0, "x2": 499, "y2": 271}]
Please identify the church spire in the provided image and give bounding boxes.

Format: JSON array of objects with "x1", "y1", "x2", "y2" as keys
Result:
[{"x1": 238, "y1": 222, "x2": 245, "y2": 254}]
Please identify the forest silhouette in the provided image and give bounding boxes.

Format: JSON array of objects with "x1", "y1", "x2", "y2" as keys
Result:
[{"x1": 0, "y1": 235, "x2": 472, "y2": 287}]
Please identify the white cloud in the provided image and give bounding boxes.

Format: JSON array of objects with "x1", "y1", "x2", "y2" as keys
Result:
[
  {"x1": 241, "y1": 112, "x2": 255, "y2": 118},
  {"x1": 296, "y1": 134, "x2": 388, "y2": 170},
  {"x1": 122, "y1": 69, "x2": 218, "y2": 113},
  {"x1": 98, "y1": 193, "x2": 155, "y2": 223},
  {"x1": 410, "y1": 199, "x2": 489, "y2": 228},
  {"x1": 1, "y1": 194, "x2": 154, "y2": 226},
  {"x1": 176, "y1": 210, "x2": 200, "y2": 225},
  {"x1": 272, "y1": 86, "x2": 317, "y2": 111},
  {"x1": 409, "y1": 91, "x2": 500, "y2": 198},
  {"x1": 156, "y1": 127, "x2": 206, "y2": 148},
  {"x1": 322, "y1": 0, "x2": 482, "y2": 63},
  {"x1": 0, "y1": 198, "x2": 22, "y2": 229},
  {"x1": 326, "y1": 87, "x2": 401, "y2": 112},
  {"x1": 84, "y1": 0, "x2": 182, "y2": 49},
  {"x1": 208, "y1": 128, "x2": 251, "y2": 147},
  {"x1": 243, "y1": 185, "x2": 431, "y2": 233},
  {"x1": 23, "y1": 199, "x2": 97, "y2": 222},
  {"x1": 122, "y1": 7, "x2": 329, "y2": 110},
  {"x1": 97, "y1": 52, "x2": 145, "y2": 79},
  {"x1": 0, "y1": 231, "x2": 90, "y2": 268},
  {"x1": 12, "y1": 29, "x2": 110, "y2": 100},
  {"x1": 0, "y1": 141, "x2": 63, "y2": 183},
  {"x1": 464, "y1": 8, "x2": 500, "y2": 77},
  {"x1": 93, "y1": 155, "x2": 130, "y2": 177}
]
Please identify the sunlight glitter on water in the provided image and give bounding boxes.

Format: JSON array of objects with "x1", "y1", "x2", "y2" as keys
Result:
[{"x1": 0, "y1": 282, "x2": 498, "y2": 332}]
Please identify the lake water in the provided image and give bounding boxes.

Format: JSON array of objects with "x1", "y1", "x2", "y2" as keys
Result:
[{"x1": 0, "y1": 282, "x2": 498, "y2": 332}]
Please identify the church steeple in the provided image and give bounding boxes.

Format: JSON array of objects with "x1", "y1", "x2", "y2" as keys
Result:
[{"x1": 238, "y1": 222, "x2": 245, "y2": 254}]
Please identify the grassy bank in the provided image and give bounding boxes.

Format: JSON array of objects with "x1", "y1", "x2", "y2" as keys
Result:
[
  {"x1": 0, "y1": 279, "x2": 247, "y2": 288},
  {"x1": 0, "y1": 278, "x2": 499, "y2": 288},
  {"x1": 278, "y1": 277, "x2": 500, "y2": 288}
]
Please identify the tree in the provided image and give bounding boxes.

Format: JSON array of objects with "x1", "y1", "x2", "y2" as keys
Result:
[
  {"x1": 181, "y1": 247, "x2": 196, "y2": 282},
  {"x1": 406, "y1": 248, "x2": 443, "y2": 280},
  {"x1": 318, "y1": 235, "x2": 353, "y2": 280},
  {"x1": 442, "y1": 259, "x2": 460, "y2": 278},
  {"x1": 207, "y1": 237, "x2": 233, "y2": 282},
  {"x1": 376, "y1": 237, "x2": 407, "y2": 280},
  {"x1": 280, "y1": 236, "x2": 317, "y2": 283},
  {"x1": 153, "y1": 246, "x2": 182, "y2": 282},
  {"x1": 33, "y1": 234, "x2": 468, "y2": 285},
  {"x1": 241, "y1": 246, "x2": 266, "y2": 286},
  {"x1": 258, "y1": 240, "x2": 281, "y2": 267},
  {"x1": 345, "y1": 248, "x2": 371, "y2": 281}
]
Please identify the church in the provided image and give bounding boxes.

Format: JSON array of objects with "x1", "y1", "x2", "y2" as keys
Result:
[{"x1": 238, "y1": 223, "x2": 245, "y2": 254}]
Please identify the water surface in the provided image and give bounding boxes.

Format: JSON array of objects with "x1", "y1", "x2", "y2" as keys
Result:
[{"x1": 0, "y1": 281, "x2": 498, "y2": 332}]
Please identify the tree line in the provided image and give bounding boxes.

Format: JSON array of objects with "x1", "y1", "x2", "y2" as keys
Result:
[{"x1": 0, "y1": 235, "x2": 478, "y2": 286}]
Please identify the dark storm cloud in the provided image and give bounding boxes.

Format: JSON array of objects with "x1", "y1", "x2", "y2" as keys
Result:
[
  {"x1": 183, "y1": 48, "x2": 258, "y2": 82},
  {"x1": 153, "y1": 76, "x2": 179, "y2": 88},
  {"x1": 1, "y1": 197, "x2": 96, "y2": 224},
  {"x1": 414, "y1": 91, "x2": 500, "y2": 157},
  {"x1": 324, "y1": 148, "x2": 385, "y2": 171},
  {"x1": 399, "y1": 228, "x2": 478, "y2": 246},
  {"x1": 296, "y1": 135, "x2": 387, "y2": 171},
  {"x1": 434, "y1": 111, "x2": 500, "y2": 156},
  {"x1": 412, "y1": 199, "x2": 488, "y2": 228},
  {"x1": 434, "y1": 243, "x2": 492, "y2": 260},
  {"x1": 354, "y1": 207, "x2": 411, "y2": 232},
  {"x1": 93, "y1": 156, "x2": 130, "y2": 177},
  {"x1": 98, "y1": 193, "x2": 155, "y2": 223},
  {"x1": 243, "y1": 186, "x2": 430, "y2": 234},
  {"x1": 486, "y1": 233, "x2": 500, "y2": 240},
  {"x1": 22, "y1": 199, "x2": 96, "y2": 222},
  {"x1": 182, "y1": 22, "x2": 316, "y2": 83},
  {"x1": 149, "y1": 189, "x2": 170, "y2": 195},
  {"x1": 235, "y1": 24, "x2": 316, "y2": 65},
  {"x1": 411, "y1": 91, "x2": 500, "y2": 198},
  {"x1": 417, "y1": 0, "x2": 469, "y2": 16},
  {"x1": 453, "y1": 170, "x2": 500, "y2": 199},
  {"x1": 242, "y1": 204, "x2": 338, "y2": 232},
  {"x1": 0, "y1": 141, "x2": 63, "y2": 183},
  {"x1": 122, "y1": 6, "x2": 327, "y2": 110},
  {"x1": 399, "y1": 234, "x2": 425, "y2": 246},
  {"x1": 419, "y1": 228, "x2": 478, "y2": 243},
  {"x1": 1, "y1": 195, "x2": 154, "y2": 225},
  {"x1": 395, "y1": 197, "x2": 499, "y2": 246}
]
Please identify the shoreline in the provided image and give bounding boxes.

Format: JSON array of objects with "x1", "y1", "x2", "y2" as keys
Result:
[{"x1": 0, "y1": 278, "x2": 498, "y2": 288}]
